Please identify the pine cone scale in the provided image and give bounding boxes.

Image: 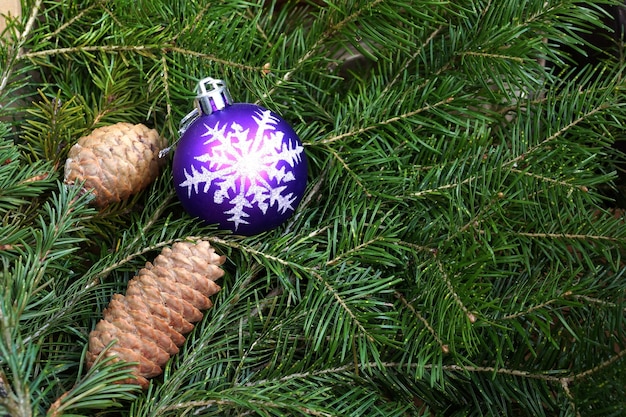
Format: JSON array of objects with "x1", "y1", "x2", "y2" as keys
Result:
[
  {"x1": 103, "y1": 300, "x2": 180, "y2": 356},
  {"x1": 106, "y1": 319, "x2": 171, "y2": 365},
  {"x1": 167, "y1": 266, "x2": 222, "y2": 295},
  {"x1": 113, "y1": 296, "x2": 186, "y2": 349},
  {"x1": 112, "y1": 347, "x2": 162, "y2": 378},
  {"x1": 126, "y1": 279, "x2": 204, "y2": 322},
  {"x1": 136, "y1": 267, "x2": 212, "y2": 309},
  {"x1": 126, "y1": 295, "x2": 194, "y2": 337},
  {"x1": 89, "y1": 321, "x2": 167, "y2": 367},
  {"x1": 64, "y1": 122, "x2": 166, "y2": 207},
  {"x1": 87, "y1": 241, "x2": 225, "y2": 388}
]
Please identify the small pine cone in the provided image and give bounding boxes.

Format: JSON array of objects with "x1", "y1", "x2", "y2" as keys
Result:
[
  {"x1": 64, "y1": 122, "x2": 166, "y2": 208},
  {"x1": 86, "y1": 240, "x2": 226, "y2": 388}
]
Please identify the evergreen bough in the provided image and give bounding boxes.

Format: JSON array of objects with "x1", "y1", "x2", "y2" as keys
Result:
[{"x1": 1, "y1": 0, "x2": 626, "y2": 416}]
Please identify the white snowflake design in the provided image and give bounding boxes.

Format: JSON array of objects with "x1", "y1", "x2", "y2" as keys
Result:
[{"x1": 179, "y1": 108, "x2": 305, "y2": 230}]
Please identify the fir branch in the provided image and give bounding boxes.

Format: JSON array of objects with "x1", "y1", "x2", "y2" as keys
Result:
[
  {"x1": 409, "y1": 175, "x2": 475, "y2": 197},
  {"x1": 42, "y1": 0, "x2": 106, "y2": 42},
  {"x1": 326, "y1": 236, "x2": 388, "y2": 266},
  {"x1": 46, "y1": 346, "x2": 140, "y2": 417},
  {"x1": 260, "y1": 0, "x2": 386, "y2": 100},
  {"x1": 169, "y1": 1, "x2": 214, "y2": 45},
  {"x1": 165, "y1": 46, "x2": 261, "y2": 71},
  {"x1": 3, "y1": 1, "x2": 626, "y2": 415},
  {"x1": 201, "y1": 237, "x2": 377, "y2": 343},
  {"x1": 22, "y1": 44, "x2": 160, "y2": 59},
  {"x1": 162, "y1": 398, "x2": 334, "y2": 417},
  {"x1": 560, "y1": 379, "x2": 581, "y2": 417},
  {"x1": 515, "y1": 231, "x2": 620, "y2": 241},
  {"x1": 395, "y1": 291, "x2": 449, "y2": 353},
  {"x1": 84, "y1": 189, "x2": 178, "y2": 289},
  {"x1": 435, "y1": 257, "x2": 478, "y2": 324},
  {"x1": 308, "y1": 269, "x2": 376, "y2": 343},
  {"x1": 159, "y1": 55, "x2": 171, "y2": 119},
  {"x1": 244, "y1": 351, "x2": 626, "y2": 395},
  {"x1": 284, "y1": 164, "x2": 329, "y2": 234},
  {"x1": 458, "y1": 50, "x2": 529, "y2": 63},
  {"x1": 382, "y1": 25, "x2": 445, "y2": 96},
  {"x1": 17, "y1": 0, "x2": 42, "y2": 41},
  {"x1": 21, "y1": 45, "x2": 261, "y2": 71},
  {"x1": 0, "y1": 0, "x2": 42, "y2": 99},
  {"x1": 572, "y1": 294, "x2": 626, "y2": 311},
  {"x1": 568, "y1": 347, "x2": 626, "y2": 383},
  {"x1": 502, "y1": 290, "x2": 573, "y2": 320},
  {"x1": 325, "y1": 146, "x2": 373, "y2": 197},
  {"x1": 505, "y1": 103, "x2": 611, "y2": 168},
  {"x1": 510, "y1": 167, "x2": 584, "y2": 190},
  {"x1": 318, "y1": 96, "x2": 455, "y2": 145}
]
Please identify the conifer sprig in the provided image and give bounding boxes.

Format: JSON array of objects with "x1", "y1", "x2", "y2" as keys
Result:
[{"x1": 1, "y1": 0, "x2": 626, "y2": 416}]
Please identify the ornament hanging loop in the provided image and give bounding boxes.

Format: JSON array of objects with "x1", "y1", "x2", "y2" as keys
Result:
[{"x1": 178, "y1": 108, "x2": 200, "y2": 137}]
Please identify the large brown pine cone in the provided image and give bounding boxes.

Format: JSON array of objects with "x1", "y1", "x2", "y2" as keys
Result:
[
  {"x1": 64, "y1": 122, "x2": 166, "y2": 208},
  {"x1": 86, "y1": 240, "x2": 226, "y2": 388}
]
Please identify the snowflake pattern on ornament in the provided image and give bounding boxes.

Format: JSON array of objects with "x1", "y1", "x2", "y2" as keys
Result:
[{"x1": 178, "y1": 109, "x2": 305, "y2": 230}]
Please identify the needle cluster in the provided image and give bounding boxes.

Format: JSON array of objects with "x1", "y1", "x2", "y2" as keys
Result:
[{"x1": 1, "y1": 1, "x2": 626, "y2": 416}]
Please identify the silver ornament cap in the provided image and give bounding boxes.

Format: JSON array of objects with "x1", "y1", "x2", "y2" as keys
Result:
[
  {"x1": 178, "y1": 77, "x2": 234, "y2": 137},
  {"x1": 195, "y1": 77, "x2": 233, "y2": 115}
]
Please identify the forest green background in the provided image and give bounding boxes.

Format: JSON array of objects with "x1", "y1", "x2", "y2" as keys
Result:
[{"x1": 1, "y1": 0, "x2": 626, "y2": 416}]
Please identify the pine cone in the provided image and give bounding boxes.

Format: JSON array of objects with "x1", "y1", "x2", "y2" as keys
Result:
[
  {"x1": 64, "y1": 122, "x2": 166, "y2": 208},
  {"x1": 86, "y1": 240, "x2": 226, "y2": 388}
]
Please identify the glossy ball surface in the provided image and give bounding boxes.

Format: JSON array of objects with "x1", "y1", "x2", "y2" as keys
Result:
[{"x1": 173, "y1": 103, "x2": 307, "y2": 235}]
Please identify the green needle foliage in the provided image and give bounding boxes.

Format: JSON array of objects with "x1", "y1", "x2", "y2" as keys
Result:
[{"x1": 1, "y1": 0, "x2": 626, "y2": 416}]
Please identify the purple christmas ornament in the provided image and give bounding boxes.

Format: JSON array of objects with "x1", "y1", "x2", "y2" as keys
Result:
[{"x1": 172, "y1": 77, "x2": 308, "y2": 235}]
